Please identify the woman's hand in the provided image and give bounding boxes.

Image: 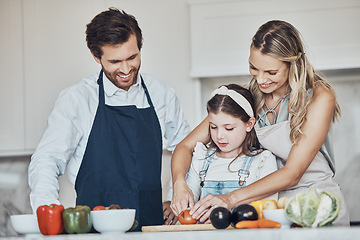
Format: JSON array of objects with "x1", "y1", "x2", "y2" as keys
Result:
[
  {"x1": 190, "y1": 193, "x2": 233, "y2": 223},
  {"x1": 170, "y1": 179, "x2": 195, "y2": 216}
]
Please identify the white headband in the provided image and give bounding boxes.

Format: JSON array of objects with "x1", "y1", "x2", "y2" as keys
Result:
[{"x1": 210, "y1": 86, "x2": 254, "y2": 118}]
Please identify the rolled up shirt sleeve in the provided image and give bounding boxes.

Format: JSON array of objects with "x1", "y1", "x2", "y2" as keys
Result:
[{"x1": 28, "y1": 90, "x2": 85, "y2": 212}]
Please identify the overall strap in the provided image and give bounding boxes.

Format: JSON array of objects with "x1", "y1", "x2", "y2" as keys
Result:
[
  {"x1": 238, "y1": 155, "x2": 254, "y2": 186},
  {"x1": 199, "y1": 147, "x2": 216, "y2": 187}
]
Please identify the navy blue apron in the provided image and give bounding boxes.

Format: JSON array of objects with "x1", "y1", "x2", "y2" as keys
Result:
[{"x1": 75, "y1": 71, "x2": 164, "y2": 230}]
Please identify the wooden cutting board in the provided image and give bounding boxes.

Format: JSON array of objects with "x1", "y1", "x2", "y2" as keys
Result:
[{"x1": 142, "y1": 224, "x2": 235, "y2": 232}]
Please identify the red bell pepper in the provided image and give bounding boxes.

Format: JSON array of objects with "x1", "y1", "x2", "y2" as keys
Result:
[{"x1": 36, "y1": 204, "x2": 64, "y2": 235}]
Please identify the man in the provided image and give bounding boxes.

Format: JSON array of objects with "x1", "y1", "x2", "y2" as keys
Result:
[{"x1": 28, "y1": 8, "x2": 190, "y2": 230}]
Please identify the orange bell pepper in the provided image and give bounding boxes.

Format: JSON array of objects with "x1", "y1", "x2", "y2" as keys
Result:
[{"x1": 36, "y1": 204, "x2": 64, "y2": 235}]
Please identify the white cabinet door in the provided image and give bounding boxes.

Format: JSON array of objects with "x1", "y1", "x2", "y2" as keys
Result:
[
  {"x1": 0, "y1": 0, "x2": 25, "y2": 154},
  {"x1": 189, "y1": 0, "x2": 360, "y2": 78},
  {"x1": 22, "y1": 0, "x2": 104, "y2": 150}
]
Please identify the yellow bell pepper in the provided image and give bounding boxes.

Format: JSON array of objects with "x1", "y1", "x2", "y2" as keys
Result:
[{"x1": 250, "y1": 200, "x2": 277, "y2": 219}]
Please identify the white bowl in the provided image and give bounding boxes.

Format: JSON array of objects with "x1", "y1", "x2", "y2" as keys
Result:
[
  {"x1": 263, "y1": 209, "x2": 293, "y2": 228},
  {"x1": 91, "y1": 209, "x2": 136, "y2": 234},
  {"x1": 10, "y1": 214, "x2": 41, "y2": 235}
]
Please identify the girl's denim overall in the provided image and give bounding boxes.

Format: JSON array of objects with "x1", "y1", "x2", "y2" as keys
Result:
[{"x1": 199, "y1": 148, "x2": 254, "y2": 199}]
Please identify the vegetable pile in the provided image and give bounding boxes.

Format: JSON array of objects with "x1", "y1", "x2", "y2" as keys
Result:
[{"x1": 35, "y1": 203, "x2": 133, "y2": 235}]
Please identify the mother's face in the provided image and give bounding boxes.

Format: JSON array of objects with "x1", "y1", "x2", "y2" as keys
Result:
[{"x1": 248, "y1": 47, "x2": 289, "y2": 95}]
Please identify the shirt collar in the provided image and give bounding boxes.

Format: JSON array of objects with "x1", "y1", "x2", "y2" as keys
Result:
[{"x1": 102, "y1": 72, "x2": 141, "y2": 97}]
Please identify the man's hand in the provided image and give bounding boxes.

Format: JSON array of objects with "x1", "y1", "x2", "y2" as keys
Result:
[{"x1": 163, "y1": 201, "x2": 178, "y2": 225}]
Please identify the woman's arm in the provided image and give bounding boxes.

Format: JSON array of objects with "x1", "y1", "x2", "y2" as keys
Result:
[
  {"x1": 190, "y1": 86, "x2": 336, "y2": 222},
  {"x1": 170, "y1": 116, "x2": 210, "y2": 215}
]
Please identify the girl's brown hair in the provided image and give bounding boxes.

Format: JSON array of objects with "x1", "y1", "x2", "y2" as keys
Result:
[{"x1": 207, "y1": 84, "x2": 262, "y2": 156}]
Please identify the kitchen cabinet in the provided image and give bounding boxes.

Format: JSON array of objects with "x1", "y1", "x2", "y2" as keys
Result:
[
  {"x1": 0, "y1": 0, "x2": 103, "y2": 156},
  {"x1": 22, "y1": 0, "x2": 102, "y2": 151},
  {"x1": 189, "y1": 0, "x2": 360, "y2": 77},
  {"x1": 0, "y1": 0, "x2": 26, "y2": 155}
]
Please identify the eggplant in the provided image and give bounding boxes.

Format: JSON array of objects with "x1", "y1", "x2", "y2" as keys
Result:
[
  {"x1": 231, "y1": 204, "x2": 258, "y2": 226},
  {"x1": 210, "y1": 207, "x2": 231, "y2": 229}
]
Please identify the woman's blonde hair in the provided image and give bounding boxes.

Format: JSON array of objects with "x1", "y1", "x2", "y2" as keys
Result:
[{"x1": 249, "y1": 20, "x2": 341, "y2": 143}]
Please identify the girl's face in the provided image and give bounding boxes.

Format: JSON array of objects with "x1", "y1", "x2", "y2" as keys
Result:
[
  {"x1": 248, "y1": 47, "x2": 290, "y2": 95},
  {"x1": 209, "y1": 111, "x2": 252, "y2": 158}
]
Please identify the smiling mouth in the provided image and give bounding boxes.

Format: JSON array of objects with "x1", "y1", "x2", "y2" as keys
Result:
[
  {"x1": 259, "y1": 82, "x2": 272, "y2": 88},
  {"x1": 119, "y1": 73, "x2": 131, "y2": 79}
]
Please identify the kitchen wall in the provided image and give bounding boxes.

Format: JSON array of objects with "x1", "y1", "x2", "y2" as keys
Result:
[{"x1": 1, "y1": 0, "x2": 359, "y2": 236}]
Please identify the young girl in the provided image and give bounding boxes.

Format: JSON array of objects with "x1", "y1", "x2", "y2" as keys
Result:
[{"x1": 184, "y1": 84, "x2": 277, "y2": 221}]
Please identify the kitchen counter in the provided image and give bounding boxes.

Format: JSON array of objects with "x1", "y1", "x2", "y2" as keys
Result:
[{"x1": 2, "y1": 227, "x2": 360, "y2": 240}]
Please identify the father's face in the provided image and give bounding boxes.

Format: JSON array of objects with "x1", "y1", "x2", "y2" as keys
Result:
[{"x1": 94, "y1": 34, "x2": 141, "y2": 91}]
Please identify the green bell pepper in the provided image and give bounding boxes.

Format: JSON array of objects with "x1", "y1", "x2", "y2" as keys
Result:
[{"x1": 62, "y1": 205, "x2": 92, "y2": 234}]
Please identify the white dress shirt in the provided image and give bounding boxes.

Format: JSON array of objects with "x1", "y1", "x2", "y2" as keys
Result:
[{"x1": 28, "y1": 71, "x2": 190, "y2": 211}]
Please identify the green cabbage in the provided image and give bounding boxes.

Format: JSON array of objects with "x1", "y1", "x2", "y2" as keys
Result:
[{"x1": 285, "y1": 188, "x2": 340, "y2": 227}]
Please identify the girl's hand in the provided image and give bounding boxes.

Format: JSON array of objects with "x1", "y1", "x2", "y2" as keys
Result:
[
  {"x1": 170, "y1": 179, "x2": 195, "y2": 216},
  {"x1": 190, "y1": 194, "x2": 233, "y2": 223}
]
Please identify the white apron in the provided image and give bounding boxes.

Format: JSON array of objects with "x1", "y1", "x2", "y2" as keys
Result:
[{"x1": 255, "y1": 121, "x2": 350, "y2": 226}]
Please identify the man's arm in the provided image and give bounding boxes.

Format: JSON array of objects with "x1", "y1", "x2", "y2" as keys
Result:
[{"x1": 28, "y1": 90, "x2": 83, "y2": 212}]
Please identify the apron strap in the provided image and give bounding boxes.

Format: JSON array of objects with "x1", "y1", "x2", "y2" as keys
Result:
[
  {"x1": 97, "y1": 70, "x2": 105, "y2": 106},
  {"x1": 140, "y1": 75, "x2": 155, "y2": 108}
]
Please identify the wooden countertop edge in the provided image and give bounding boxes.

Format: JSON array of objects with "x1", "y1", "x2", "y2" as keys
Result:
[{"x1": 142, "y1": 224, "x2": 235, "y2": 232}]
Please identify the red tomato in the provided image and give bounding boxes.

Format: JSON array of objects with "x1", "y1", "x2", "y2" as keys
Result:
[
  {"x1": 178, "y1": 210, "x2": 197, "y2": 225},
  {"x1": 93, "y1": 206, "x2": 106, "y2": 211}
]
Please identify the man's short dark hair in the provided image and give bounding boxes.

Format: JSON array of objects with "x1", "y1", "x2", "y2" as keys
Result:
[{"x1": 86, "y1": 8, "x2": 143, "y2": 59}]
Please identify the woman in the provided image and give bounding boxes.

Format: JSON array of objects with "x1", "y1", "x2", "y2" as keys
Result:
[{"x1": 170, "y1": 20, "x2": 349, "y2": 226}]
